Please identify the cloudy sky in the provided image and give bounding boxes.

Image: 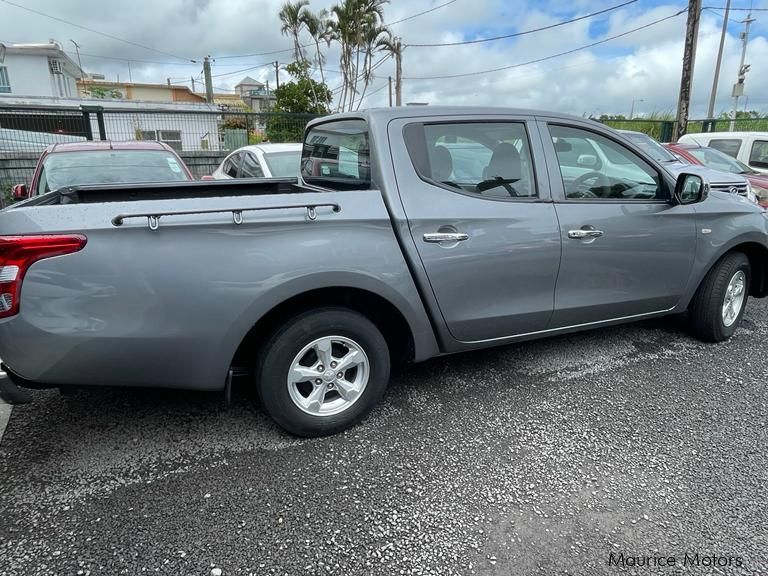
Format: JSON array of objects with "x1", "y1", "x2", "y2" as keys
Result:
[{"x1": 1, "y1": 0, "x2": 767, "y2": 117}]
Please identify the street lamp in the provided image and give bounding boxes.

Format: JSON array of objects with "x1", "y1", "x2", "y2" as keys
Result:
[{"x1": 630, "y1": 98, "x2": 644, "y2": 119}]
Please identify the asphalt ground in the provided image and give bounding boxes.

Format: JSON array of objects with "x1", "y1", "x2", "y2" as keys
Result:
[{"x1": 0, "y1": 299, "x2": 766, "y2": 576}]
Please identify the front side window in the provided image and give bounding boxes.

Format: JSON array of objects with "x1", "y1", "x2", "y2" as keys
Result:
[
  {"x1": 239, "y1": 152, "x2": 264, "y2": 178},
  {"x1": 403, "y1": 121, "x2": 537, "y2": 199},
  {"x1": 709, "y1": 138, "x2": 742, "y2": 158},
  {"x1": 549, "y1": 125, "x2": 661, "y2": 201},
  {"x1": 301, "y1": 119, "x2": 370, "y2": 190},
  {"x1": 749, "y1": 140, "x2": 768, "y2": 169},
  {"x1": 0, "y1": 66, "x2": 11, "y2": 93}
]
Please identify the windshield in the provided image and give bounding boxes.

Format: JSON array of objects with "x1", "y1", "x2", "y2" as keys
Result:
[
  {"x1": 37, "y1": 150, "x2": 190, "y2": 195},
  {"x1": 623, "y1": 132, "x2": 678, "y2": 163},
  {"x1": 687, "y1": 147, "x2": 752, "y2": 174},
  {"x1": 263, "y1": 150, "x2": 301, "y2": 177}
]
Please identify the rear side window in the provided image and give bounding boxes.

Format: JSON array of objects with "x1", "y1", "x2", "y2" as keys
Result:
[
  {"x1": 223, "y1": 152, "x2": 242, "y2": 177},
  {"x1": 301, "y1": 120, "x2": 370, "y2": 190},
  {"x1": 709, "y1": 139, "x2": 742, "y2": 158},
  {"x1": 239, "y1": 152, "x2": 264, "y2": 178},
  {"x1": 749, "y1": 140, "x2": 768, "y2": 169},
  {"x1": 403, "y1": 121, "x2": 537, "y2": 199}
]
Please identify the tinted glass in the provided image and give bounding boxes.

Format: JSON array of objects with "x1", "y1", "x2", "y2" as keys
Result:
[
  {"x1": 301, "y1": 120, "x2": 370, "y2": 190},
  {"x1": 622, "y1": 132, "x2": 677, "y2": 162},
  {"x1": 709, "y1": 139, "x2": 742, "y2": 158},
  {"x1": 223, "y1": 152, "x2": 242, "y2": 177},
  {"x1": 549, "y1": 125, "x2": 661, "y2": 200},
  {"x1": 263, "y1": 151, "x2": 301, "y2": 177},
  {"x1": 38, "y1": 150, "x2": 189, "y2": 194},
  {"x1": 239, "y1": 152, "x2": 264, "y2": 178},
  {"x1": 403, "y1": 122, "x2": 536, "y2": 199},
  {"x1": 749, "y1": 140, "x2": 768, "y2": 169}
]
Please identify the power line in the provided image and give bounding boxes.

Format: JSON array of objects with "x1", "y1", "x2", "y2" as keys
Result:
[
  {"x1": 389, "y1": 0, "x2": 458, "y2": 26},
  {"x1": 210, "y1": 61, "x2": 277, "y2": 79},
  {"x1": 403, "y1": 8, "x2": 687, "y2": 80},
  {"x1": 406, "y1": 0, "x2": 638, "y2": 47},
  {"x1": 331, "y1": 55, "x2": 392, "y2": 94},
  {"x1": 0, "y1": 0, "x2": 197, "y2": 63},
  {"x1": 64, "y1": 51, "x2": 202, "y2": 67}
]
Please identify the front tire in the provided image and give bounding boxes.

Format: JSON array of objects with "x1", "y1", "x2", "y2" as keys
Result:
[
  {"x1": 689, "y1": 252, "x2": 750, "y2": 342},
  {"x1": 256, "y1": 308, "x2": 390, "y2": 437}
]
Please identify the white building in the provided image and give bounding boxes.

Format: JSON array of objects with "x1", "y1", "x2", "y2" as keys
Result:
[{"x1": 0, "y1": 41, "x2": 83, "y2": 98}]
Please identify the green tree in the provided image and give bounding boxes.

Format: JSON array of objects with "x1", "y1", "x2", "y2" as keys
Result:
[
  {"x1": 266, "y1": 60, "x2": 332, "y2": 142},
  {"x1": 279, "y1": 0, "x2": 309, "y2": 62}
]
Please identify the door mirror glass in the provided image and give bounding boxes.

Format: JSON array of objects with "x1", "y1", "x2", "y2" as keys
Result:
[
  {"x1": 674, "y1": 173, "x2": 708, "y2": 204},
  {"x1": 577, "y1": 154, "x2": 598, "y2": 168},
  {"x1": 11, "y1": 184, "x2": 27, "y2": 200}
]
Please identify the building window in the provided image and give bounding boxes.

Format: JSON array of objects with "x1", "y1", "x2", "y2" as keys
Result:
[
  {"x1": 0, "y1": 67, "x2": 11, "y2": 93},
  {"x1": 139, "y1": 129, "x2": 183, "y2": 152}
]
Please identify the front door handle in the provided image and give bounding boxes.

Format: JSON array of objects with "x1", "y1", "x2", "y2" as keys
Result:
[
  {"x1": 423, "y1": 232, "x2": 470, "y2": 243},
  {"x1": 568, "y1": 229, "x2": 604, "y2": 239}
]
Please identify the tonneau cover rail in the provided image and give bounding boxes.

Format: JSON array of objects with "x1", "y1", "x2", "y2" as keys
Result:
[{"x1": 111, "y1": 202, "x2": 342, "y2": 230}]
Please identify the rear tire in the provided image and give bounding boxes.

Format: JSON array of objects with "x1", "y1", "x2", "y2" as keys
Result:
[
  {"x1": 256, "y1": 307, "x2": 390, "y2": 437},
  {"x1": 688, "y1": 252, "x2": 750, "y2": 342}
]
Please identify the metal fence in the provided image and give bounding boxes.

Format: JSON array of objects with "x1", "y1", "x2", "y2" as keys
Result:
[
  {"x1": 600, "y1": 117, "x2": 768, "y2": 141},
  {"x1": 0, "y1": 105, "x2": 320, "y2": 199}
]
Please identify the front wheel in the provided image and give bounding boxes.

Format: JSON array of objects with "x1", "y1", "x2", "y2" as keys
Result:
[
  {"x1": 256, "y1": 308, "x2": 390, "y2": 437},
  {"x1": 689, "y1": 252, "x2": 750, "y2": 342}
]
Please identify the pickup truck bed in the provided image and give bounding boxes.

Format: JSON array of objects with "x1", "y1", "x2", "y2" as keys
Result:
[{"x1": 2, "y1": 106, "x2": 767, "y2": 436}]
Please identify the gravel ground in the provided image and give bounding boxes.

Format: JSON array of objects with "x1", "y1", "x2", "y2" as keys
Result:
[{"x1": 1, "y1": 301, "x2": 766, "y2": 576}]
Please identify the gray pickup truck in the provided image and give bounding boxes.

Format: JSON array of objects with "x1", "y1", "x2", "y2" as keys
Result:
[{"x1": 1, "y1": 107, "x2": 767, "y2": 436}]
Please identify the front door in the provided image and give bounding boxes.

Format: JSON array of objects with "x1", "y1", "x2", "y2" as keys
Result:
[
  {"x1": 391, "y1": 118, "x2": 562, "y2": 343},
  {"x1": 542, "y1": 122, "x2": 697, "y2": 328}
]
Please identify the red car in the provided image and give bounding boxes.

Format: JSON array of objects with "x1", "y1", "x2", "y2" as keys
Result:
[
  {"x1": 665, "y1": 142, "x2": 768, "y2": 208},
  {"x1": 11, "y1": 140, "x2": 194, "y2": 201}
]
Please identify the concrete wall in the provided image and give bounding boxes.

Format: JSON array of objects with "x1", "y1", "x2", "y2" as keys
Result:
[{"x1": 0, "y1": 53, "x2": 77, "y2": 98}]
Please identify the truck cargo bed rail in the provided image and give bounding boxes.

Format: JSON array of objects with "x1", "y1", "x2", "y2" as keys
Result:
[{"x1": 111, "y1": 202, "x2": 341, "y2": 230}]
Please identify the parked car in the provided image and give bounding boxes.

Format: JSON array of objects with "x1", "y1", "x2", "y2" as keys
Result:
[
  {"x1": 211, "y1": 143, "x2": 302, "y2": 179},
  {"x1": 677, "y1": 131, "x2": 768, "y2": 175},
  {"x1": 1, "y1": 107, "x2": 767, "y2": 437},
  {"x1": 618, "y1": 130, "x2": 757, "y2": 204},
  {"x1": 665, "y1": 142, "x2": 768, "y2": 208},
  {"x1": 10, "y1": 141, "x2": 193, "y2": 201}
]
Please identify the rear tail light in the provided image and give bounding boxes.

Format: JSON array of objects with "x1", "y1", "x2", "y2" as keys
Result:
[{"x1": 0, "y1": 235, "x2": 87, "y2": 319}]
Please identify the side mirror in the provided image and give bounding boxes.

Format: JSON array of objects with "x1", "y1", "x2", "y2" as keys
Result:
[
  {"x1": 674, "y1": 173, "x2": 709, "y2": 205},
  {"x1": 577, "y1": 154, "x2": 598, "y2": 168},
  {"x1": 12, "y1": 184, "x2": 28, "y2": 201}
]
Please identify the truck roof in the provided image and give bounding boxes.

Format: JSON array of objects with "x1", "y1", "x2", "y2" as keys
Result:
[{"x1": 307, "y1": 106, "x2": 593, "y2": 127}]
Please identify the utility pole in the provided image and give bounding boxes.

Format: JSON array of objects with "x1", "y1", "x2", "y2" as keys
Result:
[
  {"x1": 707, "y1": 0, "x2": 730, "y2": 120},
  {"x1": 127, "y1": 60, "x2": 132, "y2": 83},
  {"x1": 388, "y1": 76, "x2": 393, "y2": 107},
  {"x1": 274, "y1": 61, "x2": 280, "y2": 90},
  {"x1": 191, "y1": 76, "x2": 196, "y2": 92},
  {"x1": 674, "y1": 0, "x2": 701, "y2": 141},
  {"x1": 629, "y1": 98, "x2": 644, "y2": 119},
  {"x1": 730, "y1": 12, "x2": 754, "y2": 130},
  {"x1": 69, "y1": 39, "x2": 83, "y2": 77},
  {"x1": 394, "y1": 37, "x2": 403, "y2": 106},
  {"x1": 203, "y1": 55, "x2": 214, "y2": 103}
]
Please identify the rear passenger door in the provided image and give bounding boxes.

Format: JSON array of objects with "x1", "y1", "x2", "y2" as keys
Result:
[{"x1": 390, "y1": 116, "x2": 562, "y2": 343}]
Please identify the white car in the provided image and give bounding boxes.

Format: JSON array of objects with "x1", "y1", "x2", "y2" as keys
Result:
[
  {"x1": 211, "y1": 143, "x2": 302, "y2": 179},
  {"x1": 677, "y1": 132, "x2": 768, "y2": 175}
]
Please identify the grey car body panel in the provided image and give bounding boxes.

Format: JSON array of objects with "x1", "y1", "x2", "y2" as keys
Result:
[
  {"x1": 1, "y1": 106, "x2": 767, "y2": 390},
  {"x1": 0, "y1": 190, "x2": 438, "y2": 389}
]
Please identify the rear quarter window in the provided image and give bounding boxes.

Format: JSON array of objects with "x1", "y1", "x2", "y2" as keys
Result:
[
  {"x1": 749, "y1": 140, "x2": 768, "y2": 169},
  {"x1": 301, "y1": 119, "x2": 370, "y2": 190}
]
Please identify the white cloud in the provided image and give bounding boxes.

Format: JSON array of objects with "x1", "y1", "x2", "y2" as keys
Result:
[{"x1": 0, "y1": 0, "x2": 766, "y2": 117}]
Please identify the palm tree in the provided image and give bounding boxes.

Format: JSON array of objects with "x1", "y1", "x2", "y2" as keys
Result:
[
  {"x1": 355, "y1": 21, "x2": 392, "y2": 109},
  {"x1": 301, "y1": 8, "x2": 331, "y2": 84},
  {"x1": 279, "y1": 0, "x2": 309, "y2": 62},
  {"x1": 376, "y1": 33, "x2": 402, "y2": 106}
]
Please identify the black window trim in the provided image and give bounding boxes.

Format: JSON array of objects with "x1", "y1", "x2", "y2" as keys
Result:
[
  {"x1": 402, "y1": 119, "x2": 542, "y2": 203},
  {"x1": 547, "y1": 122, "x2": 670, "y2": 204}
]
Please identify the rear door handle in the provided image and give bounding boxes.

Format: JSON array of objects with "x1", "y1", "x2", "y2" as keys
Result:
[
  {"x1": 568, "y1": 229, "x2": 604, "y2": 239},
  {"x1": 423, "y1": 232, "x2": 469, "y2": 243}
]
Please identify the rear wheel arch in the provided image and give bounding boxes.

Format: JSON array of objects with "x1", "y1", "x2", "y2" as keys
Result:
[{"x1": 231, "y1": 286, "x2": 416, "y2": 372}]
